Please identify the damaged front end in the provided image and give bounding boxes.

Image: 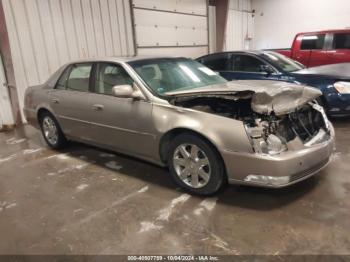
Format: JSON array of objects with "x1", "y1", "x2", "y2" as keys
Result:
[
  {"x1": 167, "y1": 81, "x2": 334, "y2": 187},
  {"x1": 167, "y1": 81, "x2": 331, "y2": 157},
  {"x1": 244, "y1": 102, "x2": 330, "y2": 156},
  {"x1": 172, "y1": 95, "x2": 330, "y2": 156}
]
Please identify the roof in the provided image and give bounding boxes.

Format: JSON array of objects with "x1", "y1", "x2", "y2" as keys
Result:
[
  {"x1": 295, "y1": 29, "x2": 350, "y2": 36},
  {"x1": 62, "y1": 55, "x2": 183, "y2": 65},
  {"x1": 197, "y1": 50, "x2": 267, "y2": 59}
]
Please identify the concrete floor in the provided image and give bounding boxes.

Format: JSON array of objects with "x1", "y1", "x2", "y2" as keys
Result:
[{"x1": 0, "y1": 121, "x2": 349, "y2": 255}]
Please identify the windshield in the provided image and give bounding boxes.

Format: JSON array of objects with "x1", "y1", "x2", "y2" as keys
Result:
[
  {"x1": 128, "y1": 58, "x2": 227, "y2": 95},
  {"x1": 262, "y1": 51, "x2": 305, "y2": 72}
]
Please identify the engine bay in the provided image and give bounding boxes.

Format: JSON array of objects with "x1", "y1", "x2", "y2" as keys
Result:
[{"x1": 175, "y1": 97, "x2": 329, "y2": 155}]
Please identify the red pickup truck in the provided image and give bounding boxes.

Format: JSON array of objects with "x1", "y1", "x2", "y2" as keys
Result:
[{"x1": 275, "y1": 29, "x2": 350, "y2": 67}]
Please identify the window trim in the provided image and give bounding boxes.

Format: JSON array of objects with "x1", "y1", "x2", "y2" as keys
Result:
[
  {"x1": 332, "y1": 32, "x2": 350, "y2": 50},
  {"x1": 230, "y1": 53, "x2": 279, "y2": 74},
  {"x1": 324, "y1": 33, "x2": 334, "y2": 50},
  {"x1": 54, "y1": 65, "x2": 72, "y2": 90},
  {"x1": 56, "y1": 62, "x2": 94, "y2": 93},
  {"x1": 198, "y1": 53, "x2": 232, "y2": 72},
  {"x1": 92, "y1": 62, "x2": 135, "y2": 97},
  {"x1": 300, "y1": 34, "x2": 326, "y2": 50}
]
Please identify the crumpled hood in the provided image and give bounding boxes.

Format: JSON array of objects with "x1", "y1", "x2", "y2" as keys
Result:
[
  {"x1": 165, "y1": 80, "x2": 322, "y2": 115},
  {"x1": 294, "y1": 63, "x2": 350, "y2": 79}
]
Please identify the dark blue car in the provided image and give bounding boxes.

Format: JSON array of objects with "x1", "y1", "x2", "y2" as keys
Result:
[{"x1": 197, "y1": 51, "x2": 350, "y2": 117}]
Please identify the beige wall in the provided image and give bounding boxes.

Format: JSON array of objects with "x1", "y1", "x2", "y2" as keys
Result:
[
  {"x1": 2, "y1": 0, "x2": 134, "y2": 120},
  {"x1": 252, "y1": 0, "x2": 350, "y2": 49}
]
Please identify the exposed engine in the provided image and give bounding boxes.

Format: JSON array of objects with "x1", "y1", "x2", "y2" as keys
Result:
[{"x1": 175, "y1": 97, "x2": 329, "y2": 155}]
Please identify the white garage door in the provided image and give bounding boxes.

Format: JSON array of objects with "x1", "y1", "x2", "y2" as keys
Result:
[
  {"x1": 132, "y1": 0, "x2": 209, "y2": 58},
  {"x1": 224, "y1": 0, "x2": 254, "y2": 51},
  {"x1": 2, "y1": 0, "x2": 134, "y2": 121}
]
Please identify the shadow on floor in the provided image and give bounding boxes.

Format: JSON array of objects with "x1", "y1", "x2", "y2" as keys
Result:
[
  {"x1": 3, "y1": 124, "x2": 321, "y2": 212},
  {"x1": 63, "y1": 140, "x2": 320, "y2": 212}
]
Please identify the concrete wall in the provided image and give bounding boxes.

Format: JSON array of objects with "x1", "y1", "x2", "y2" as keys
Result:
[{"x1": 252, "y1": 0, "x2": 350, "y2": 49}]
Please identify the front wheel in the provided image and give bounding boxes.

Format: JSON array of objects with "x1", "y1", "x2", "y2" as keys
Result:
[
  {"x1": 167, "y1": 133, "x2": 226, "y2": 196},
  {"x1": 39, "y1": 112, "x2": 68, "y2": 149}
]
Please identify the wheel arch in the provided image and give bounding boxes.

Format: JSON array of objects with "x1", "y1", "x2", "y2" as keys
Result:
[
  {"x1": 37, "y1": 107, "x2": 55, "y2": 123},
  {"x1": 159, "y1": 128, "x2": 228, "y2": 180}
]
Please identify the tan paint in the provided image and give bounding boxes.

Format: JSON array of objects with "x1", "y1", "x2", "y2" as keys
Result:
[{"x1": 24, "y1": 57, "x2": 335, "y2": 188}]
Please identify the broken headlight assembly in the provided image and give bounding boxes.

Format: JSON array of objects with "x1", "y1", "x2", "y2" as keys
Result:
[{"x1": 245, "y1": 118, "x2": 287, "y2": 156}]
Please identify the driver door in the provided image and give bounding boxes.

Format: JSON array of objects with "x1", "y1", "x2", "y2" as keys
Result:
[
  {"x1": 220, "y1": 54, "x2": 279, "y2": 81},
  {"x1": 87, "y1": 62, "x2": 155, "y2": 159}
]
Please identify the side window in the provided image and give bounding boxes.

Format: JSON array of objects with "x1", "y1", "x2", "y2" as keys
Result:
[
  {"x1": 55, "y1": 66, "x2": 71, "y2": 90},
  {"x1": 232, "y1": 55, "x2": 265, "y2": 72},
  {"x1": 135, "y1": 63, "x2": 172, "y2": 94},
  {"x1": 300, "y1": 34, "x2": 325, "y2": 50},
  {"x1": 66, "y1": 63, "x2": 93, "y2": 92},
  {"x1": 333, "y1": 33, "x2": 350, "y2": 49},
  {"x1": 95, "y1": 63, "x2": 134, "y2": 95},
  {"x1": 200, "y1": 54, "x2": 230, "y2": 71}
]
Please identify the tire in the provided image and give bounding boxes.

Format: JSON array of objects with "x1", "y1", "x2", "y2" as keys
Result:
[
  {"x1": 39, "y1": 112, "x2": 68, "y2": 149},
  {"x1": 167, "y1": 133, "x2": 226, "y2": 196}
]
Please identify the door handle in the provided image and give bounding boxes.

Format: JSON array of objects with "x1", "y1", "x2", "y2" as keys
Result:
[
  {"x1": 51, "y1": 98, "x2": 59, "y2": 104},
  {"x1": 92, "y1": 104, "x2": 104, "y2": 111}
]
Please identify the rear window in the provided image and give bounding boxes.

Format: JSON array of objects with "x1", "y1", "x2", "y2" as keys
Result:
[
  {"x1": 199, "y1": 53, "x2": 230, "y2": 71},
  {"x1": 232, "y1": 55, "x2": 265, "y2": 72},
  {"x1": 66, "y1": 63, "x2": 92, "y2": 92},
  {"x1": 333, "y1": 33, "x2": 350, "y2": 49},
  {"x1": 300, "y1": 34, "x2": 325, "y2": 50}
]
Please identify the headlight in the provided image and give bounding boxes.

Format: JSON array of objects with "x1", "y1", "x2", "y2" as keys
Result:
[
  {"x1": 334, "y1": 82, "x2": 350, "y2": 94},
  {"x1": 266, "y1": 134, "x2": 286, "y2": 155},
  {"x1": 245, "y1": 125, "x2": 287, "y2": 155}
]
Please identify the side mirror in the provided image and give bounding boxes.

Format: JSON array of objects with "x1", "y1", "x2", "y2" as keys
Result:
[
  {"x1": 260, "y1": 65, "x2": 275, "y2": 75},
  {"x1": 112, "y1": 84, "x2": 145, "y2": 100}
]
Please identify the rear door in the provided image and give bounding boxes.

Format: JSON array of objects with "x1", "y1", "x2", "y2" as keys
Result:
[
  {"x1": 328, "y1": 32, "x2": 350, "y2": 64},
  {"x1": 49, "y1": 63, "x2": 94, "y2": 140},
  {"x1": 299, "y1": 34, "x2": 326, "y2": 67}
]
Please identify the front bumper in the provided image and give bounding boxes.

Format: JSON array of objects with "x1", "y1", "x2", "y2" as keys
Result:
[
  {"x1": 221, "y1": 127, "x2": 335, "y2": 188},
  {"x1": 325, "y1": 92, "x2": 350, "y2": 116}
]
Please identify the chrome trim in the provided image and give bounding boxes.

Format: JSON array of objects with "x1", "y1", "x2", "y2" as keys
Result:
[{"x1": 58, "y1": 115, "x2": 157, "y2": 138}]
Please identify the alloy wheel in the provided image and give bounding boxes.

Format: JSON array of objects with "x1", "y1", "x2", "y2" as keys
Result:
[
  {"x1": 42, "y1": 116, "x2": 58, "y2": 145},
  {"x1": 173, "y1": 143, "x2": 211, "y2": 188}
]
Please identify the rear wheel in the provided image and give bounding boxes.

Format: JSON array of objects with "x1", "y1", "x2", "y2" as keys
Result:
[
  {"x1": 39, "y1": 112, "x2": 68, "y2": 149},
  {"x1": 167, "y1": 133, "x2": 226, "y2": 195}
]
